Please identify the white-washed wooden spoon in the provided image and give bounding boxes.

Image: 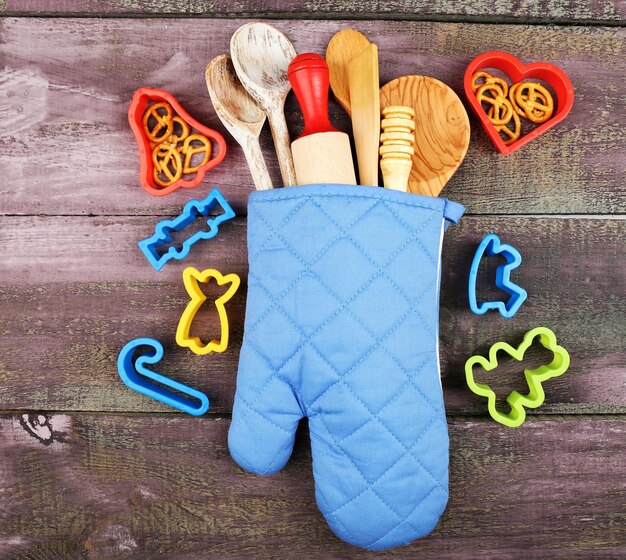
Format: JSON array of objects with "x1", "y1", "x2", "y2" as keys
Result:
[
  {"x1": 230, "y1": 22, "x2": 297, "y2": 187},
  {"x1": 205, "y1": 55, "x2": 273, "y2": 191}
]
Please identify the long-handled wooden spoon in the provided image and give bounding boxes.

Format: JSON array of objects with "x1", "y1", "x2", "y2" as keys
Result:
[
  {"x1": 380, "y1": 75, "x2": 470, "y2": 197},
  {"x1": 230, "y1": 23, "x2": 297, "y2": 187},
  {"x1": 326, "y1": 29, "x2": 371, "y2": 117},
  {"x1": 205, "y1": 55, "x2": 273, "y2": 191}
]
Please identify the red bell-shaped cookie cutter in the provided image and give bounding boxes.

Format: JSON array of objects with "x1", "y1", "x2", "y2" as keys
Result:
[{"x1": 128, "y1": 87, "x2": 227, "y2": 196}]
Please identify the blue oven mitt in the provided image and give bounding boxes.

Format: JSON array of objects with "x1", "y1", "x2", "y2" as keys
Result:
[{"x1": 229, "y1": 184, "x2": 463, "y2": 550}]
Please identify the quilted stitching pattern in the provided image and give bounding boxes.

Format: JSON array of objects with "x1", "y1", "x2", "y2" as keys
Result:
[{"x1": 229, "y1": 184, "x2": 463, "y2": 550}]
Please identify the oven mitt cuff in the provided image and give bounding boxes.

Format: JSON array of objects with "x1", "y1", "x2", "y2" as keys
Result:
[{"x1": 229, "y1": 184, "x2": 463, "y2": 550}]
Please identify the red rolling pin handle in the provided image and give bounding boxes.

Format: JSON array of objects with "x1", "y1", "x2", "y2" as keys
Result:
[{"x1": 288, "y1": 53, "x2": 339, "y2": 139}]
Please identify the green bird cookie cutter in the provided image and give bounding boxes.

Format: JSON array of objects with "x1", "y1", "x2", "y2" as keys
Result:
[{"x1": 465, "y1": 327, "x2": 570, "y2": 428}]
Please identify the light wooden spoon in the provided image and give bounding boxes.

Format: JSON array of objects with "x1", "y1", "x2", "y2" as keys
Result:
[
  {"x1": 380, "y1": 75, "x2": 471, "y2": 197},
  {"x1": 230, "y1": 23, "x2": 297, "y2": 187},
  {"x1": 205, "y1": 55, "x2": 273, "y2": 191},
  {"x1": 326, "y1": 29, "x2": 371, "y2": 117}
]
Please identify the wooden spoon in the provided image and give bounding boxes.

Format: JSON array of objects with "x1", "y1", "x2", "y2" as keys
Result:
[
  {"x1": 205, "y1": 55, "x2": 273, "y2": 191},
  {"x1": 230, "y1": 23, "x2": 297, "y2": 187},
  {"x1": 326, "y1": 29, "x2": 371, "y2": 117},
  {"x1": 380, "y1": 75, "x2": 471, "y2": 197}
]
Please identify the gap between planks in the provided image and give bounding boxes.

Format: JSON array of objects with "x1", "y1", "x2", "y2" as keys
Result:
[{"x1": 1, "y1": 11, "x2": 625, "y2": 28}]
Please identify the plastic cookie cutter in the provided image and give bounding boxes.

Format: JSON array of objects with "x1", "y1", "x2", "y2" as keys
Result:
[
  {"x1": 176, "y1": 267, "x2": 240, "y2": 355},
  {"x1": 117, "y1": 337, "x2": 210, "y2": 416},
  {"x1": 138, "y1": 188, "x2": 235, "y2": 271},
  {"x1": 465, "y1": 326, "x2": 570, "y2": 428},
  {"x1": 128, "y1": 87, "x2": 227, "y2": 196},
  {"x1": 463, "y1": 51, "x2": 574, "y2": 156},
  {"x1": 468, "y1": 232, "x2": 528, "y2": 318}
]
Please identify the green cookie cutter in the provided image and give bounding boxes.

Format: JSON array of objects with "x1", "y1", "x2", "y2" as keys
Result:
[{"x1": 465, "y1": 327, "x2": 570, "y2": 428}]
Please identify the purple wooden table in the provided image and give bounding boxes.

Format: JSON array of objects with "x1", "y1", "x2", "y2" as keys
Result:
[{"x1": 0, "y1": 3, "x2": 625, "y2": 559}]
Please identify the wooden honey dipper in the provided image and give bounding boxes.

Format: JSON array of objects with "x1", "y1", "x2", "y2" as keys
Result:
[{"x1": 379, "y1": 105, "x2": 415, "y2": 191}]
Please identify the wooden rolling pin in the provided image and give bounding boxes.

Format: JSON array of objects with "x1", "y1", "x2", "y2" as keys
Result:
[{"x1": 287, "y1": 53, "x2": 356, "y2": 186}]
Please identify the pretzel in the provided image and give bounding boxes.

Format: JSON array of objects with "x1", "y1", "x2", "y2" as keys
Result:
[
  {"x1": 471, "y1": 71, "x2": 509, "y2": 97},
  {"x1": 143, "y1": 102, "x2": 175, "y2": 143},
  {"x1": 170, "y1": 116, "x2": 190, "y2": 143},
  {"x1": 473, "y1": 71, "x2": 556, "y2": 146},
  {"x1": 488, "y1": 106, "x2": 521, "y2": 145},
  {"x1": 509, "y1": 82, "x2": 554, "y2": 123},
  {"x1": 143, "y1": 101, "x2": 214, "y2": 189},
  {"x1": 476, "y1": 84, "x2": 513, "y2": 126},
  {"x1": 152, "y1": 143, "x2": 183, "y2": 187},
  {"x1": 180, "y1": 134, "x2": 212, "y2": 174}
]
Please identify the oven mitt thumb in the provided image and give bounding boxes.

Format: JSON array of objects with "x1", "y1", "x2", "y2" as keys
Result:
[{"x1": 229, "y1": 185, "x2": 463, "y2": 550}]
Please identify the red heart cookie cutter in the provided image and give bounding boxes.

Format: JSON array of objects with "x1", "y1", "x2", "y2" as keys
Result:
[
  {"x1": 464, "y1": 51, "x2": 574, "y2": 155},
  {"x1": 128, "y1": 87, "x2": 227, "y2": 196}
]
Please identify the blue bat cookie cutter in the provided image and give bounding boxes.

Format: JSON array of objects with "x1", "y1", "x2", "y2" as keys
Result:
[
  {"x1": 117, "y1": 337, "x2": 210, "y2": 416},
  {"x1": 138, "y1": 188, "x2": 235, "y2": 271},
  {"x1": 468, "y1": 233, "x2": 528, "y2": 318}
]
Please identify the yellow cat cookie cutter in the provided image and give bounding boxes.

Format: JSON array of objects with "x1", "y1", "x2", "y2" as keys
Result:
[{"x1": 176, "y1": 266, "x2": 240, "y2": 355}]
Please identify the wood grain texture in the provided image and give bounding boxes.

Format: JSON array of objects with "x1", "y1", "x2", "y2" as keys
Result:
[
  {"x1": 1, "y1": 18, "x2": 625, "y2": 215},
  {"x1": 0, "y1": 8, "x2": 623, "y2": 558},
  {"x1": 2, "y1": 0, "x2": 626, "y2": 24},
  {"x1": 380, "y1": 75, "x2": 471, "y2": 196},
  {"x1": 0, "y1": 413, "x2": 624, "y2": 559},
  {"x1": 0, "y1": 215, "x2": 623, "y2": 414}
]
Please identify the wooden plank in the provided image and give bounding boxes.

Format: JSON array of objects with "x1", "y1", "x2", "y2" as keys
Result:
[
  {"x1": 0, "y1": 214, "x2": 623, "y2": 414},
  {"x1": 0, "y1": 18, "x2": 625, "y2": 216},
  {"x1": 2, "y1": 0, "x2": 626, "y2": 24},
  {"x1": 0, "y1": 413, "x2": 624, "y2": 558}
]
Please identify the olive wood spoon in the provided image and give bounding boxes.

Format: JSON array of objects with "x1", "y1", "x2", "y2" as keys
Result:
[
  {"x1": 230, "y1": 23, "x2": 297, "y2": 187},
  {"x1": 205, "y1": 55, "x2": 273, "y2": 191},
  {"x1": 380, "y1": 75, "x2": 470, "y2": 196}
]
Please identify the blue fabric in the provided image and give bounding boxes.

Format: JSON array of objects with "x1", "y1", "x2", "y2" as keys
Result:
[{"x1": 229, "y1": 184, "x2": 463, "y2": 550}]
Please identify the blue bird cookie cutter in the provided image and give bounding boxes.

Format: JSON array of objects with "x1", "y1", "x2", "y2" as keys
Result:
[
  {"x1": 468, "y1": 233, "x2": 528, "y2": 318},
  {"x1": 117, "y1": 337, "x2": 210, "y2": 416},
  {"x1": 138, "y1": 188, "x2": 235, "y2": 271}
]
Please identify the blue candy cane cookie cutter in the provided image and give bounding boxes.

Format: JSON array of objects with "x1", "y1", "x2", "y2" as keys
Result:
[
  {"x1": 117, "y1": 337, "x2": 210, "y2": 416},
  {"x1": 468, "y1": 233, "x2": 528, "y2": 318},
  {"x1": 138, "y1": 188, "x2": 235, "y2": 271}
]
